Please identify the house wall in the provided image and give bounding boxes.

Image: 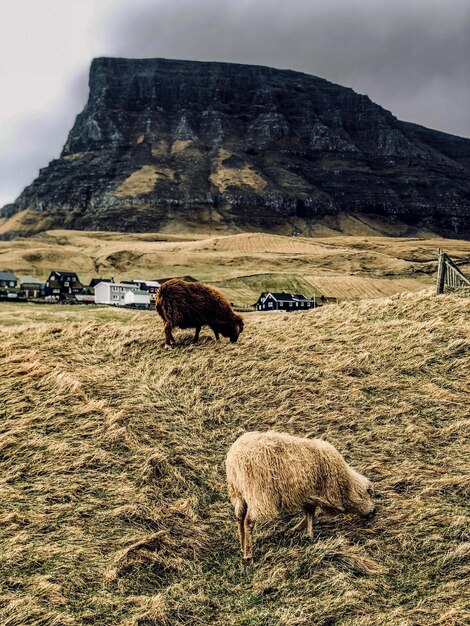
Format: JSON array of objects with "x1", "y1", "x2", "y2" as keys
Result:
[
  {"x1": 21, "y1": 284, "x2": 42, "y2": 298},
  {"x1": 94, "y1": 282, "x2": 112, "y2": 304},
  {"x1": 95, "y1": 282, "x2": 140, "y2": 305},
  {"x1": 124, "y1": 291, "x2": 150, "y2": 306}
]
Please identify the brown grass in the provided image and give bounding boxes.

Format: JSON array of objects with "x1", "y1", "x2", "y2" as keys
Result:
[
  {"x1": 115, "y1": 166, "x2": 160, "y2": 197},
  {"x1": 171, "y1": 140, "x2": 196, "y2": 155},
  {"x1": 305, "y1": 275, "x2": 429, "y2": 299},
  {"x1": 0, "y1": 209, "x2": 59, "y2": 236},
  {"x1": 151, "y1": 140, "x2": 169, "y2": 157},
  {"x1": 4, "y1": 229, "x2": 468, "y2": 302},
  {"x1": 210, "y1": 150, "x2": 267, "y2": 193},
  {"x1": 0, "y1": 290, "x2": 469, "y2": 625}
]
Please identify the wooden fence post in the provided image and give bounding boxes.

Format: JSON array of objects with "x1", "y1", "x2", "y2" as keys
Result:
[{"x1": 436, "y1": 249, "x2": 446, "y2": 295}]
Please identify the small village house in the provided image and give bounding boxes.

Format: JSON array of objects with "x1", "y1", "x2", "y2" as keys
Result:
[
  {"x1": 20, "y1": 277, "x2": 45, "y2": 298},
  {"x1": 145, "y1": 281, "x2": 160, "y2": 303},
  {"x1": 94, "y1": 281, "x2": 141, "y2": 306},
  {"x1": 86, "y1": 278, "x2": 114, "y2": 293},
  {"x1": 0, "y1": 271, "x2": 17, "y2": 288},
  {"x1": 126, "y1": 279, "x2": 161, "y2": 302},
  {"x1": 89, "y1": 278, "x2": 114, "y2": 288},
  {"x1": 255, "y1": 292, "x2": 317, "y2": 311},
  {"x1": 123, "y1": 289, "x2": 151, "y2": 308},
  {"x1": 44, "y1": 271, "x2": 83, "y2": 299},
  {"x1": 82, "y1": 278, "x2": 115, "y2": 298}
]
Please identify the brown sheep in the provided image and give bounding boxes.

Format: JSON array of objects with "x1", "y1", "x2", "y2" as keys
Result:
[
  {"x1": 156, "y1": 278, "x2": 244, "y2": 348},
  {"x1": 226, "y1": 431, "x2": 376, "y2": 560}
]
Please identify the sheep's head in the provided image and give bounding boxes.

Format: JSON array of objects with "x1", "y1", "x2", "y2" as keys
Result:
[
  {"x1": 221, "y1": 316, "x2": 244, "y2": 343},
  {"x1": 347, "y1": 474, "x2": 376, "y2": 519},
  {"x1": 359, "y1": 482, "x2": 376, "y2": 519}
]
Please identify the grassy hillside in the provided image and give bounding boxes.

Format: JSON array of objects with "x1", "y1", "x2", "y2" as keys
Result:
[
  {"x1": 1, "y1": 291, "x2": 469, "y2": 625},
  {"x1": 212, "y1": 273, "x2": 321, "y2": 306},
  {"x1": 3, "y1": 229, "x2": 470, "y2": 302},
  {"x1": 0, "y1": 209, "x2": 447, "y2": 241}
]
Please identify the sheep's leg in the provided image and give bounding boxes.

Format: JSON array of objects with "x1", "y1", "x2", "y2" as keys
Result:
[
  {"x1": 234, "y1": 499, "x2": 247, "y2": 553},
  {"x1": 305, "y1": 504, "x2": 316, "y2": 539},
  {"x1": 193, "y1": 325, "x2": 201, "y2": 343},
  {"x1": 212, "y1": 328, "x2": 220, "y2": 341},
  {"x1": 164, "y1": 322, "x2": 175, "y2": 348},
  {"x1": 243, "y1": 511, "x2": 256, "y2": 560}
]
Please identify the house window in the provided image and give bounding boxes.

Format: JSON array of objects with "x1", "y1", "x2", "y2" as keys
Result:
[
  {"x1": 268, "y1": 302, "x2": 273, "y2": 308},
  {"x1": 112, "y1": 294, "x2": 118, "y2": 300},
  {"x1": 64, "y1": 281, "x2": 69, "y2": 287}
]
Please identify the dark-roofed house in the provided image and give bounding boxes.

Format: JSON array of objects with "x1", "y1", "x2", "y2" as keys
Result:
[
  {"x1": 45, "y1": 271, "x2": 83, "y2": 299},
  {"x1": 0, "y1": 271, "x2": 17, "y2": 288},
  {"x1": 84, "y1": 277, "x2": 115, "y2": 297},
  {"x1": 89, "y1": 277, "x2": 114, "y2": 288},
  {"x1": 255, "y1": 292, "x2": 317, "y2": 311}
]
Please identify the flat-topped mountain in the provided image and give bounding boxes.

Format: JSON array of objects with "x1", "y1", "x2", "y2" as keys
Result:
[{"x1": 2, "y1": 57, "x2": 470, "y2": 237}]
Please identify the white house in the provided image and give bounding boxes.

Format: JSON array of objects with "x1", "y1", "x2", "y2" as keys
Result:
[
  {"x1": 94, "y1": 282, "x2": 140, "y2": 306},
  {"x1": 124, "y1": 290, "x2": 151, "y2": 307},
  {"x1": 130, "y1": 279, "x2": 161, "y2": 302}
]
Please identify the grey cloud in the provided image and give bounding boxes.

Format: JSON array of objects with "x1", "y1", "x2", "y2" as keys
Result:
[
  {"x1": 103, "y1": 0, "x2": 470, "y2": 135},
  {"x1": 2, "y1": 0, "x2": 469, "y2": 208},
  {"x1": 0, "y1": 70, "x2": 89, "y2": 208}
]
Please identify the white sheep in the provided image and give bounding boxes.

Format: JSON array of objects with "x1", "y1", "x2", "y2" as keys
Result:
[{"x1": 226, "y1": 431, "x2": 376, "y2": 559}]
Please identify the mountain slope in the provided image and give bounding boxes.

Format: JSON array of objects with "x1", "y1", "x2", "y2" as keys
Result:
[
  {"x1": 1, "y1": 291, "x2": 469, "y2": 625},
  {"x1": 2, "y1": 57, "x2": 470, "y2": 237}
]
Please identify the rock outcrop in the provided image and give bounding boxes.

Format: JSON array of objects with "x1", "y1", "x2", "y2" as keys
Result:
[{"x1": 2, "y1": 57, "x2": 470, "y2": 236}]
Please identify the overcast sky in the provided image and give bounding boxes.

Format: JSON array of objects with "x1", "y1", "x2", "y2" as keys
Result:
[{"x1": 1, "y1": 0, "x2": 469, "y2": 208}]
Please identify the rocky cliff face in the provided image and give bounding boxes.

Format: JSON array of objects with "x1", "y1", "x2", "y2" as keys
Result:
[{"x1": 2, "y1": 57, "x2": 470, "y2": 236}]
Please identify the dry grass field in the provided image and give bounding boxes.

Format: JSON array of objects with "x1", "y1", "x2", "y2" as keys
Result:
[
  {"x1": 2, "y1": 228, "x2": 470, "y2": 303},
  {"x1": 304, "y1": 276, "x2": 429, "y2": 300},
  {"x1": 1, "y1": 290, "x2": 469, "y2": 625}
]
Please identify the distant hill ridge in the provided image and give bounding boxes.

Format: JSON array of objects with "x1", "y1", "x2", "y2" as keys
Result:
[{"x1": 2, "y1": 57, "x2": 470, "y2": 237}]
